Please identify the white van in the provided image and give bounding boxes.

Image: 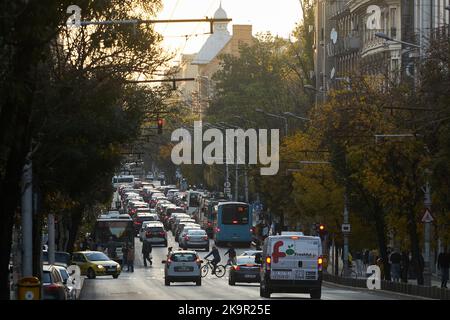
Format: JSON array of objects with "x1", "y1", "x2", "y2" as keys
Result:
[{"x1": 260, "y1": 232, "x2": 323, "y2": 299}]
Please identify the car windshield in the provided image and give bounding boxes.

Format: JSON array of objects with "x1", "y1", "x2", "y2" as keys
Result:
[
  {"x1": 85, "y1": 252, "x2": 110, "y2": 261},
  {"x1": 170, "y1": 253, "x2": 197, "y2": 262},
  {"x1": 236, "y1": 256, "x2": 258, "y2": 265},
  {"x1": 42, "y1": 271, "x2": 52, "y2": 284}
]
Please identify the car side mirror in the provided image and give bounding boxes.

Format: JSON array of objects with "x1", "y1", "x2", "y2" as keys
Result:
[{"x1": 161, "y1": 260, "x2": 166, "y2": 264}]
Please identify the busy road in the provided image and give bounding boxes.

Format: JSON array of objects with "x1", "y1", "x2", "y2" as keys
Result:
[{"x1": 80, "y1": 232, "x2": 425, "y2": 300}]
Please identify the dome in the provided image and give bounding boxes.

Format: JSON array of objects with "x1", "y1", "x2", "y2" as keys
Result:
[{"x1": 214, "y1": 3, "x2": 227, "y2": 19}]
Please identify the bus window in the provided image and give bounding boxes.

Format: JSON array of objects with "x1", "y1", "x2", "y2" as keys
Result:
[
  {"x1": 221, "y1": 204, "x2": 249, "y2": 225},
  {"x1": 94, "y1": 220, "x2": 133, "y2": 243}
]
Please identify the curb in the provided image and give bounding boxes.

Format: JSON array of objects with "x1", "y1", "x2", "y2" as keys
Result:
[{"x1": 322, "y1": 280, "x2": 433, "y2": 300}]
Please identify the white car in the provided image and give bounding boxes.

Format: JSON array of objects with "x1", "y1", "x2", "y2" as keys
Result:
[
  {"x1": 241, "y1": 250, "x2": 262, "y2": 257},
  {"x1": 162, "y1": 250, "x2": 202, "y2": 286},
  {"x1": 54, "y1": 265, "x2": 77, "y2": 300},
  {"x1": 177, "y1": 224, "x2": 201, "y2": 243}
]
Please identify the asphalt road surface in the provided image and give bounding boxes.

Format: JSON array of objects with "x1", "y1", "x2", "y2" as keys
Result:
[{"x1": 79, "y1": 232, "x2": 427, "y2": 300}]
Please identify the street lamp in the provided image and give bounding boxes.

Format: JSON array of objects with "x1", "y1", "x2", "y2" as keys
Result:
[
  {"x1": 255, "y1": 109, "x2": 288, "y2": 136},
  {"x1": 374, "y1": 32, "x2": 421, "y2": 49}
]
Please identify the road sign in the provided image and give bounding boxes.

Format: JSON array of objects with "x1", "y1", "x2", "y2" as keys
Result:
[
  {"x1": 342, "y1": 224, "x2": 351, "y2": 233},
  {"x1": 421, "y1": 209, "x2": 434, "y2": 223},
  {"x1": 224, "y1": 181, "x2": 231, "y2": 188},
  {"x1": 224, "y1": 187, "x2": 231, "y2": 194}
]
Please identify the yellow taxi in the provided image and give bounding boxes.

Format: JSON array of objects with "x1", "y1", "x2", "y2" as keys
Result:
[{"x1": 71, "y1": 251, "x2": 121, "y2": 279}]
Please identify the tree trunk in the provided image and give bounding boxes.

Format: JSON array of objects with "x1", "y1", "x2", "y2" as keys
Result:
[
  {"x1": 372, "y1": 203, "x2": 390, "y2": 281},
  {"x1": 66, "y1": 206, "x2": 84, "y2": 254},
  {"x1": 407, "y1": 207, "x2": 424, "y2": 285}
]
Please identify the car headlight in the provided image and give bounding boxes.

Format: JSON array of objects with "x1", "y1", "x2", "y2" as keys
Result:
[
  {"x1": 117, "y1": 265, "x2": 121, "y2": 270},
  {"x1": 97, "y1": 265, "x2": 104, "y2": 269}
]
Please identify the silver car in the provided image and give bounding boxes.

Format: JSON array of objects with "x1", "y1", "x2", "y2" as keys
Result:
[
  {"x1": 162, "y1": 250, "x2": 202, "y2": 286},
  {"x1": 179, "y1": 229, "x2": 209, "y2": 251}
]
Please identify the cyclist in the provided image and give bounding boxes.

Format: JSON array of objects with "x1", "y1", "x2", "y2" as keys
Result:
[
  {"x1": 224, "y1": 246, "x2": 237, "y2": 266},
  {"x1": 204, "y1": 245, "x2": 221, "y2": 274}
]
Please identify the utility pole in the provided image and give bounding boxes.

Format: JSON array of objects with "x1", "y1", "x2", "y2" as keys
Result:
[
  {"x1": 47, "y1": 214, "x2": 55, "y2": 265},
  {"x1": 244, "y1": 166, "x2": 249, "y2": 203},
  {"x1": 235, "y1": 162, "x2": 239, "y2": 201},
  {"x1": 343, "y1": 191, "x2": 350, "y2": 277},
  {"x1": 422, "y1": 180, "x2": 432, "y2": 286},
  {"x1": 21, "y1": 156, "x2": 33, "y2": 277}
]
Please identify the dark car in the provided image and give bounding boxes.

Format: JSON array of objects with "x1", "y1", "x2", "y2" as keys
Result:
[
  {"x1": 42, "y1": 265, "x2": 68, "y2": 300},
  {"x1": 228, "y1": 255, "x2": 261, "y2": 286},
  {"x1": 42, "y1": 251, "x2": 71, "y2": 268}
]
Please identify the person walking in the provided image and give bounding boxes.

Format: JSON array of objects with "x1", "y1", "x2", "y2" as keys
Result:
[
  {"x1": 401, "y1": 251, "x2": 409, "y2": 283},
  {"x1": 127, "y1": 245, "x2": 135, "y2": 272},
  {"x1": 142, "y1": 240, "x2": 153, "y2": 267},
  {"x1": 224, "y1": 246, "x2": 237, "y2": 266},
  {"x1": 354, "y1": 251, "x2": 363, "y2": 276},
  {"x1": 389, "y1": 249, "x2": 402, "y2": 282},
  {"x1": 437, "y1": 249, "x2": 449, "y2": 289},
  {"x1": 122, "y1": 242, "x2": 129, "y2": 269}
]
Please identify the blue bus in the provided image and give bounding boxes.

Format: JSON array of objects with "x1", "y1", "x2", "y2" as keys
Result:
[{"x1": 213, "y1": 202, "x2": 252, "y2": 246}]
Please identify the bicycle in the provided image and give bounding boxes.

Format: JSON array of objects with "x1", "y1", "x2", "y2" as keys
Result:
[{"x1": 201, "y1": 259, "x2": 226, "y2": 278}]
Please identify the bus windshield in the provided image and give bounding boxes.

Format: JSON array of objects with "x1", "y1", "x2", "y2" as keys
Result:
[
  {"x1": 189, "y1": 193, "x2": 200, "y2": 207},
  {"x1": 221, "y1": 204, "x2": 249, "y2": 225},
  {"x1": 93, "y1": 220, "x2": 133, "y2": 243}
]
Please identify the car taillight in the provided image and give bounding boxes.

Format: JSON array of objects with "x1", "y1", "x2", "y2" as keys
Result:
[
  {"x1": 203, "y1": 236, "x2": 208, "y2": 240},
  {"x1": 46, "y1": 284, "x2": 60, "y2": 291},
  {"x1": 232, "y1": 220, "x2": 238, "y2": 224},
  {"x1": 146, "y1": 231, "x2": 152, "y2": 237},
  {"x1": 266, "y1": 256, "x2": 271, "y2": 271},
  {"x1": 159, "y1": 232, "x2": 166, "y2": 236},
  {"x1": 215, "y1": 227, "x2": 221, "y2": 233},
  {"x1": 207, "y1": 222, "x2": 211, "y2": 226},
  {"x1": 184, "y1": 236, "x2": 190, "y2": 241},
  {"x1": 233, "y1": 266, "x2": 240, "y2": 271},
  {"x1": 318, "y1": 256, "x2": 323, "y2": 271}
]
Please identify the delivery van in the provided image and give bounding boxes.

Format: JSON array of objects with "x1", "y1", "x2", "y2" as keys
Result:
[{"x1": 260, "y1": 232, "x2": 323, "y2": 299}]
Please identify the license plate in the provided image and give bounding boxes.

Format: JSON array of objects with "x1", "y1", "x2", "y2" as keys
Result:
[
  {"x1": 294, "y1": 269, "x2": 305, "y2": 279},
  {"x1": 272, "y1": 271, "x2": 291, "y2": 279},
  {"x1": 244, "y1": 274, "x2": 256, "y2": 278},
  {"x1": 175, "y1": 267, "x2": 193, "y2": 272}
]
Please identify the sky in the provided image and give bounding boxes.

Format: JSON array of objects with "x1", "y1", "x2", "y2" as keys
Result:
[{"x1": 154, "y1": 0, "x2": 303, "y2": 62}]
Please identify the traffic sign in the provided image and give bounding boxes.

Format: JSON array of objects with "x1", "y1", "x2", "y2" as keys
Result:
[
  {"x1": 224, "y1": 187, "x2": 231, "y2": 194},
  {"x1": 342, "y1": 224, "x2": 351, "y2": 233},
  {"x1": 224, "y1": 181, "x2": 231, "y2": 188},
  {"x1": 421, "y1": 209, "x2": 434, "y2": 223}
]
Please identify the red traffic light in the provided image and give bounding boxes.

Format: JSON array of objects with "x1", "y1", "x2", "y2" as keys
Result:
[{"x1": 157, "y1": 118, "x2": 164, "y2": 134}]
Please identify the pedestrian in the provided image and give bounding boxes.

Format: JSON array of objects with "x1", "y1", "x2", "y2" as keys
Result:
[
  {"x1": 142, "y1": 240, "x2": 153, "y2": 267},
  {"x1": 354, "y1": 251, "x2": 363, "y2": 276},
  {"x1": 389, "y1": 249, "x2": 401, "y2": 282},
  {"x1": 363, "y1": 249, "x2": 369, "y2": 270},
  {"x1": 106, "y1": 236, "x2": 117, "y2": 260},
  {"x1": 122, "y1": 242, "x2": 129, "y2": 269},
  {"x1": 127, "y1": 245, "x2": 135, "y2": 272},
  {"x1": 437, "y1": 248, "x2": 449, "y2": 289},
  {"x1": 224, "y1": 246, "x2": 237, "y2": 265},
  {"x1": 401, "y1": 251, "x2": 409, "y2": 283}
]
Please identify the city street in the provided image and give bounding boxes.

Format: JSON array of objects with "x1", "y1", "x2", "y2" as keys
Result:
[{"x1": 80, "y1": 234, "x2": 426, "y2": 300}]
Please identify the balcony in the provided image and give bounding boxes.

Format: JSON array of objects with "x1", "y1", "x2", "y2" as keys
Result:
[
  {"x1": 327, "y1": 31, "x2": 361, "y2": 57},
  {"x1": 361, "y1": 29, "x2": 389, "y2": 57}
]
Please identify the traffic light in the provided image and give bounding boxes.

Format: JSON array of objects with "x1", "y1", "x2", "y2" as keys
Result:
[
  {"x1": 317, "y1": 223, "x2": 327, "y2": 240},
  {"x1": 157, "y1": 118, "x2": 164, "y2": 134}
]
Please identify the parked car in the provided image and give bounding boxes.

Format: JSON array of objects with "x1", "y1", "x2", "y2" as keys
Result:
[
  {"x1": 54, "y1": 265, "x2": 77, "y2": 300},
  {"x1": 228, "y1": 255, "x2": 261, "y2": 286},
  {"x1": 42, "y1": 264, "x2": 68, "y2": 300},
  {"x1": 71, "y1": 251, "x2": 121, "y2": 279},
  {"x1": 179, "y1": 229, "x2": 209, "y2": 251},
  {"x1": 162, "y1": 250, "x2": 202, "y2": 286}
]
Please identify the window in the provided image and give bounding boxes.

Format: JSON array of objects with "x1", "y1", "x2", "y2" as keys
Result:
[
  {"x1": 221, "y1": 204, "x2": 249, "y2": 225},
  {"x1": 390, "y1": 8, "x2": 397, "y2": 38},
  {"x1": 171, "y1": 253, "x2": 197, "y2": 262}
]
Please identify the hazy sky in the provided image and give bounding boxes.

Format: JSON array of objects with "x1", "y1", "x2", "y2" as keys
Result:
[{"x1": 155, "y1": 0, "x2": 303, "y2": 61}]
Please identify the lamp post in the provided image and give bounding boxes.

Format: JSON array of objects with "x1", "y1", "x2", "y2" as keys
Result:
[
  {"x1": 282, "y1": 112, "x2": 311, "y2": 122},
  {"x1": 255, "y1": 108, "x2": 288, "y2": 136}
]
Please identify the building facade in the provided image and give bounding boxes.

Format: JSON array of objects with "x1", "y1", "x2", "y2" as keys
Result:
[{"x1": 175, "y1": 4, "x2": 254, "y2": 117}]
